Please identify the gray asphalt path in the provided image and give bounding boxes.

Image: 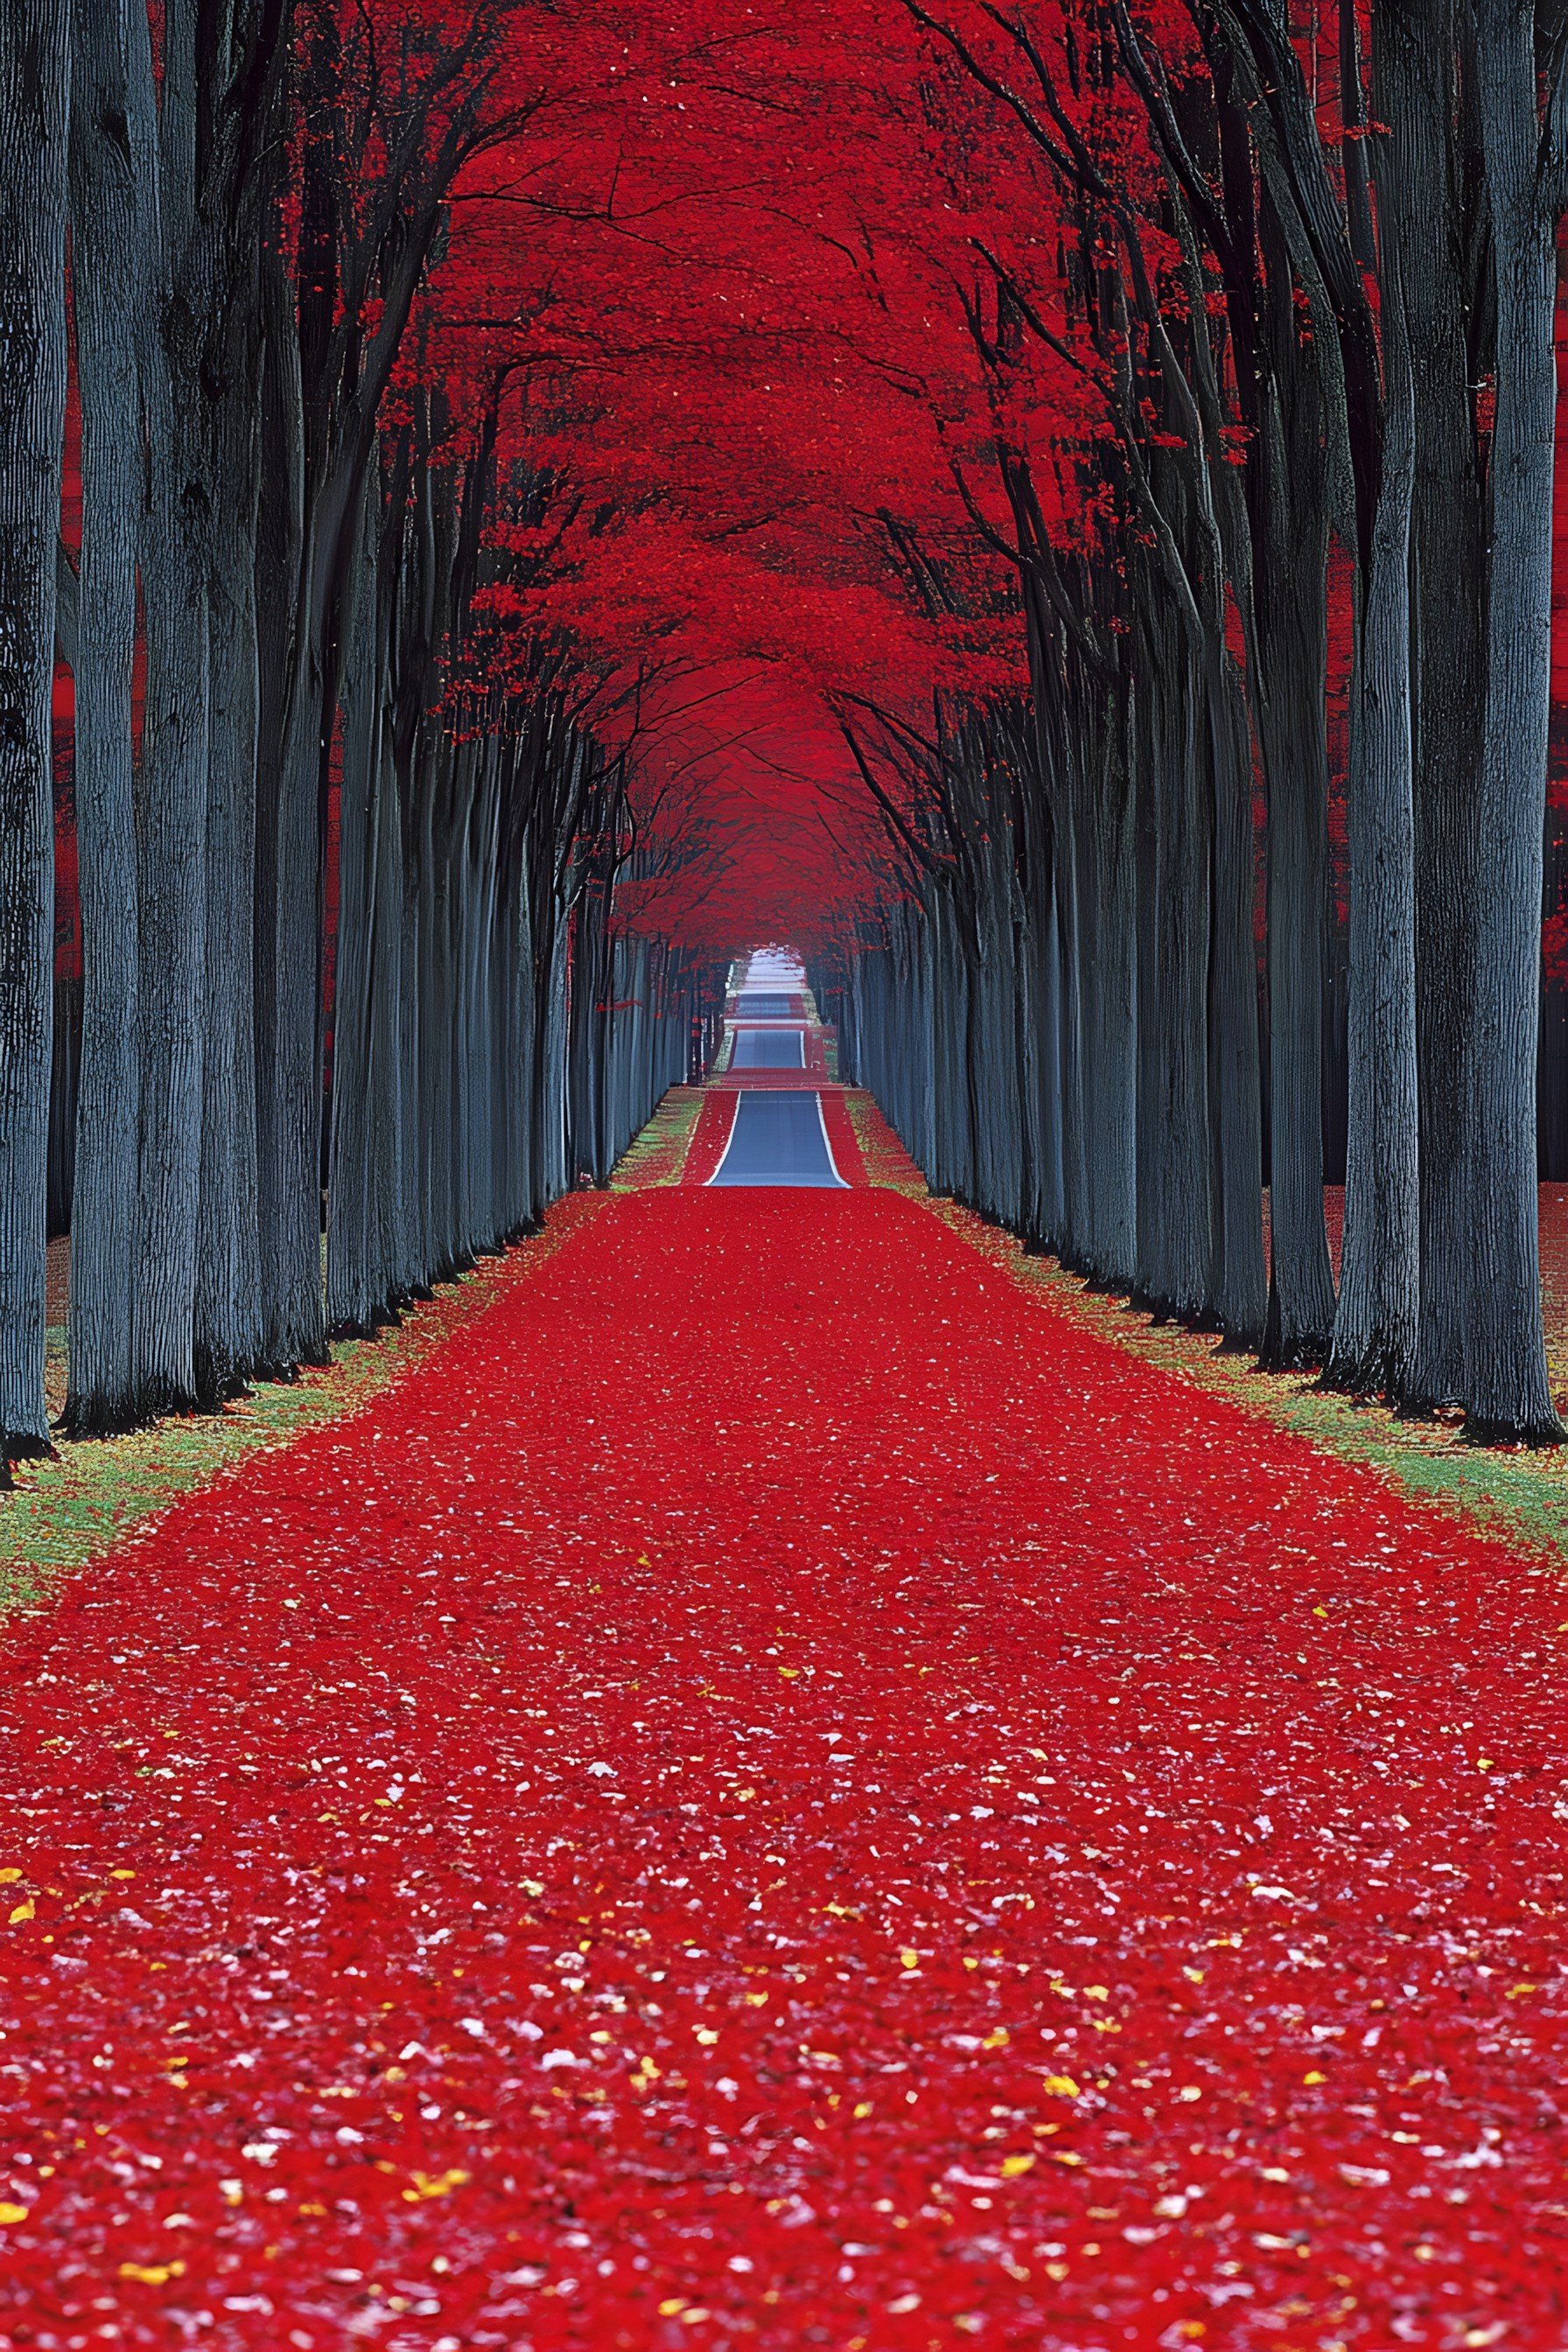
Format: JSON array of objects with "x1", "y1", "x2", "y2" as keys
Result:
[
  {"x1": 732, "y1": 1030, "x2": 806, "y2": 1070},
  {"x1": 708, "y1": 1091, "x2": 846, "y2": 1187}
]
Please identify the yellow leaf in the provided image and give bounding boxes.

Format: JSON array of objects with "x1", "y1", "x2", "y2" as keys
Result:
[
  {"x1": 521, "y1": 1880, "x2": 544, "y2": 1897},
  {"x1": 1000, "y1": 2153, "x2": 1035, "y2": 2178},
  {"x1": 1175, "y1": 2085, "x2": 1203, "y2": 2102},
  {"x1": 9, "y1": 1900, "x2": 34, "y2": 1925},
  {"x1": 779, "y1": 1668, "x2": 800, "y2": 1680},
  {"x1": 1083, "y1": 1985, "x2": 1110, "y2": 2002},
  {"x1": 401, "y1": 2169, "x2": 469, "y2": 2204},
  {"x1": 1052, "y1": 2151, "x2": 1084, "y2": 2166},
  {"x1": 900, "y1": 1948, "x2": 920, "y2": 1970},
  {"x1": 0, "y1": 2203, "x2": 29, "y2": 2226},
  {"x1": 1507, "y1": 1984, "x2": 1539, "y2": 1999},
  {"x1": 119, "y1": 2261, "x2": 186, "y2": 2284},
  {"x1": 109, "y1": 1870, "x2": 135, "y2": 1880},
  {"x1": 1041, "y1": 2075, "x2": 1082, "y2": 2099},
  {"x1": 852, "y1": 2101, "x2": 872, "y2": 2118},
  {"x1": 0, "y1": 1870, "x2": 19, "y2": 1885},
  {"x1": 658, "y1": 2300, "x2": 688, "y2": 2317},
  {"x1": 1303, "y1": 2070, "x2": 1326, "y2": 2086},
  {"x1": 694, "y1": 2027, "x2": 719, "y2": 2047},
  {"x1": 982, "y1": 2027, "x2": 1009, "y2": 2049}
]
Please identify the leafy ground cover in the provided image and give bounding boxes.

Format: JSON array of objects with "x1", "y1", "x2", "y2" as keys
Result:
[
  {"x1": 1, "y1": 1203, "x2": 607, "y2": 1614},
  {"x1": 612, "y1": 1089, "x2": 711, "y2": 1194},
  {"x1": 2, "y1": 1187, "x2": 1565, "y2": 2349}
]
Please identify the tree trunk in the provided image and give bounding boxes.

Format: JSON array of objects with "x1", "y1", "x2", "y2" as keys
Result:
[
  {"x1": 64, "y1": 0, "x2": 143, "y2": 1434},
  {"x1": 1460, "y1": 0, "x2": 1563, "y2": 1442},
  {"x1": 1327, "y1": 271, "x2": 1421, "y2": 1398},
  {"x1": 1380, "y1": 0, "x2": 1491, "y2": 1414},
  {"x1": 0, "y1": 0, "x2": 72, "y2": 1463}
]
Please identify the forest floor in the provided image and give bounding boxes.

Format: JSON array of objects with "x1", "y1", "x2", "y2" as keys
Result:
[{"x1": 3, "y1": 1158, "x2": 1568, "y2": 2345}]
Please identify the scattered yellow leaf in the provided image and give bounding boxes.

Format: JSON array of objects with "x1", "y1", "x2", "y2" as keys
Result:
[
  {"x1": 109, "y1": 1871, "x2": 135, "y2": 1880},
  {"x1": 401, "y1": 2169, "x2": 469, "y2": 2204},
  {"x1": 999, "y1": 2154, "x2": 1035, "y2": 2178},
  {"x1": 521, "y1": 1880, "x2": 544, "y2": 1897},
  {"x1": 694, "y1": 2027, "x2": 719, "y2": 2047},
  {"x1": 1303, "y1": 2070, "x2": 1327, "y2": 2086},
  {"x1": 982, "y1": 2027, "x2": 1009, "y2": 2049},
  {"x1": 9, "y1": 1900, "x2": 34, "y2": 1925},
  {"x1": 1042, "y1": 2076, "x2": 1082, "y2": 2099},
  {"x1": 118, "y1": 2261, "x2": 186, "y2": 2285},
  {"x1": 900, "y1": 1949, "x2": 920, "y2": 1970},
  {"x1": 852, "y1": 2101, "x2": 872, "y2": 2118},
  {"x1": 0, "y1": 1870, "x2": 19, "y2": 1886},
  {"x1": 779, "y1": 1669, "x2": 801, "y2": 1680},
  {"x1": 0, "y1": 2204, "x2": 29, "y2": 2226}
]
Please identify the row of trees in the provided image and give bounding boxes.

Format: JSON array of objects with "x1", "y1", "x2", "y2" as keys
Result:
[
  {"x1": 808, "y1": 0, "x2": 1568, "y2": 1446},
  {"x1": 0, "y1": 2, "x2": 720, "y2": 1466}
]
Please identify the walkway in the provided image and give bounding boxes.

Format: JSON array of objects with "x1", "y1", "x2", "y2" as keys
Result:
[
  {"x1": 1, "y1": 1027, "x2": 1566, "y2": 2343},
  {"x1": 687, "y1": 951, "x2": 852, "y2": 1190}
]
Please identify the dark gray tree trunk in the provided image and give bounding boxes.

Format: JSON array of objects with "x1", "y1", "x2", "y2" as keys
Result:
[
  {"x1": 0, "y1": 0, "x2": 71, "y2": 1462},
  {"x1": 195, "y1": 354, "x2": 265, "y2": 1402},
  {"x1": 1460, "y1": 0, "x2": 1564, "y2": 1442},
  {"x1": 1255, "y1": 360, "x2": 1338, "y2": 1369},
  {"x1": 64, "y1": 0, "x2": 144, "y2": 1434},
  {"x1": 129, "y1": 0, "x2": 210, "y2": 1420},
  {"x1": 1380, "y1": 0, "x2": 1490, "y2": 1414},
  {"x1": 1206, "y1": 649, "x2": 1269, "y2": 1347},
  {"x1": 1327, "y1": 275, "x2": 1421, "y2": 1398}
]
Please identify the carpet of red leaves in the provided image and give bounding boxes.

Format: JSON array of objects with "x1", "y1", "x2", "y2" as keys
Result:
[{"x1": 3, "y1": 1190, "x2": 1567, "y2": 2351}]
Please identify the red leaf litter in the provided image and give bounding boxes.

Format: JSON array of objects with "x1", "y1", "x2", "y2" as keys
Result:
[{"x1": 3, "y1": 1189, "x2": 1568, "y2": 2350}]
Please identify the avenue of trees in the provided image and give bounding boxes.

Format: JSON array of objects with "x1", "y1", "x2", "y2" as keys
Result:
[
  {"x1": 0, "y1": 2, "x2": 721, "y2": 1463},
  {"x1": 809, "y1": 0, "x2": 1568, "y2": 1447},
  {"x1": 4, "y1": 0, "x2": 1568, "y2": 1459}
]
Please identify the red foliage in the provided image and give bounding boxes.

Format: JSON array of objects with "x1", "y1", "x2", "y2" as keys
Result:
[
  {"x1": 50, "y1": 2, "x2": 1568, "y2": 959},
  {"x1": 4, "y1": 1187, "x2": 1568, "y2": 2344}
]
